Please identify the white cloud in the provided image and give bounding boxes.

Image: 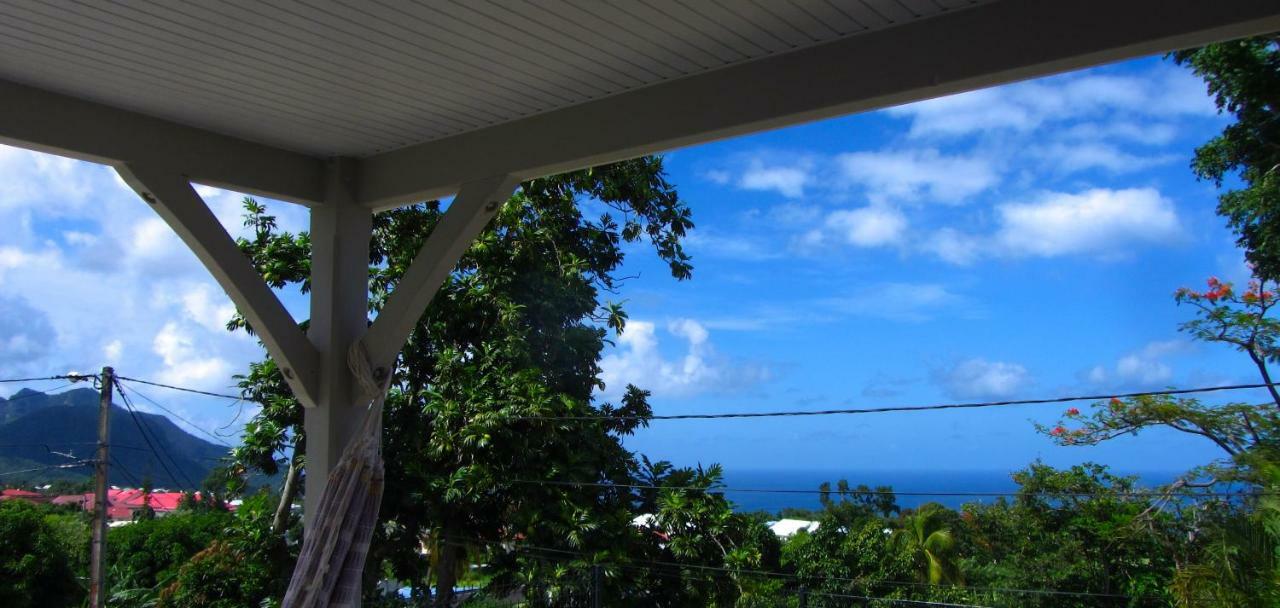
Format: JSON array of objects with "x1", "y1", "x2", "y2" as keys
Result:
[
  {"x1": 599, "y1": 319, "x2": 769, "y2": 399},
  {"x1": 703, "y1": 169, "x2": 732, "y2": 185},
  {"x1": 1035, "y1": 143, "x2": 1177, "y2": 174},
  {"x1": 0, "y1": 144, "x2": 296, "y2": 427},
  {"x1": 179, "y1": 284, "x2": 238, "y2": 333},
  {"x1": 995, "y1": 188, "x2": 1182, "y2": 257},
  {"x1": 761, "y1": 203, "x2": 821, "y2": 226},
  {"x1": 936, "y1": 358, "x2": 1031, "y2": 399},
  {"x1": 0, "y1": 294, "x2": 57, "y2": 372},
  {"x1": 1060, "y1": 122, "x2": 1180, "y2": 146},
  {"x1": 889, "y1": 65, "x2": 1215, "y2": 139},
  {"x1": 684, "y1": 229, "x2": 783, "y2": 261},
  {"x1": 818, "y1": 283, "x2": 969, "y2": 323},
  {"x1": 1086, "y1": 340, "x2": 1190, "y2": 388},
  {"x1": 835, "y1": 149, "x2": 998, "y2": 204},
  {"x1": 103, "y1": 339, "x2": 123, "y2": 363},
  {"x1": 152, "y1": 322, "x2": 233, "y2": 390},
  {"x1": 920, "y1": 188, "x2": 1185, "y2": 265},
  {"x1": 800, "y1": 205, "x2": 907, "y2": 250},
  {"x1": 738, "y1": 159, "x2": 812, "y2": 198},
  {"x1": 921, "y1": 228, "x2": 982, "y2": 266}
]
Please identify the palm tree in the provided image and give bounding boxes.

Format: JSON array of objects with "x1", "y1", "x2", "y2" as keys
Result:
[{"x1": 897, "y1": 503, "x2": 962, "y2": 585}]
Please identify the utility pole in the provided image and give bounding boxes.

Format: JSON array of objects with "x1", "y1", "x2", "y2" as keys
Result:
[
  {"x1": 591, "y1": 564, "x2": 602, "y2": 608},
  {"x1": 89, "y1": 366, "x2": 113, "y2": 608}
]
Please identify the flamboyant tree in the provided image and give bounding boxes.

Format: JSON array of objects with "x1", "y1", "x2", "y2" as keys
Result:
[
  {"x1": 1040, "y1": 277, "x2": 1280, "y2": 487},
  {"x1": 1039, "y1": 278, "x2": 1280, "y2": 604}
]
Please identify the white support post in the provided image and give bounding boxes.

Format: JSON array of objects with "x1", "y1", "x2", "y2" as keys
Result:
[
  {"x1": 362, "y1": 174, "x2": 520, "y2": 371},
  {"x1": 303, "y1": 158, "x2": 373, "y2": 529},
  {"x1": 115, "y1": 164, "x2": 320, "y2": 406}
]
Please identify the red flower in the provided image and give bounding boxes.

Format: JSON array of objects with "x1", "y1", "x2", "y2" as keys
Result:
[
  {"x1": 1050, "y1": 426, "x2": 1066, "y2": 436},
  {"x1": 1066, "y1": 407, "x2": 1080, "y2": 416}
]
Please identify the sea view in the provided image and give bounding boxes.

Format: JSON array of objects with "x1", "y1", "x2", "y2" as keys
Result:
[{"x1": 723, "y1": 469, "x2": 1186, "y2": 514}]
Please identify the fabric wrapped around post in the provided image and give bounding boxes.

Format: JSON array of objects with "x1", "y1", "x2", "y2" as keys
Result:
[{"x1": 283, "y1": 342, "x2": 388, "y2": 607}]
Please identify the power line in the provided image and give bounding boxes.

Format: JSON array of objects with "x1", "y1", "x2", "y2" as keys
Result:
[
  {"x1": 0, "y1": 383, "x2": 79, "y2": 402},
  {"x1": 0, "y1": 462, "x2": 92, "y2": 478},
  {"x1": 0, "y1": 374, "x2": 96, "y2": 383},
  {"x1": 0, "y1": 443, "x2": 148, "y2": 451},
  {"x1": 109, "y1": 455, "x2": 142, "y2": 488},
  {"x1": 520, "y1": 382, "x2": 1280, "y2": 421},
  {"x1": 804, "y1": 589, "x2": 995, "y2": 608},
  {"x1": 114, "y1": 375, "x2": 247, "y2": 402},
  {"x1": 113, "y1": 381, "x2": 196, "y2": 489},
  {"x1": 510, "y1": 479, "x2": 1273, "y2": 500},
  {"x1": 115, "y1": 379, "x2": 235, "y2": 447}
]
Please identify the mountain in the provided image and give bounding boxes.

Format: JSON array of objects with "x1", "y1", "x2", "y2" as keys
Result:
[{"x1": 0, "y1": 387, "x2": 230, "y2": 489}]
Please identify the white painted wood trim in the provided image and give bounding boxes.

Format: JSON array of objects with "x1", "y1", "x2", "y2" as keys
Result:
[
  {"x1": 0, "y1": 79, "x2": 326, "y2": 206},
  {"x1": 362, "y1": 174, "x2": 521, "y2": 369},
  {"x1": 115, "y1": 163, "x2": 320, "y2": 405},
  {"x1": 357, "y1": 0, "x2": 1280, "y2": 209}
]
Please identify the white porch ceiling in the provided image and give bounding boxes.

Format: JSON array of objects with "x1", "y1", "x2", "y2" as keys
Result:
[
  {"x1": 0, "y1": 0, "x2": 984, "y2": 158},
  {"x1": 1, "y1": 0, "x2": 1278, "y2": 208}
]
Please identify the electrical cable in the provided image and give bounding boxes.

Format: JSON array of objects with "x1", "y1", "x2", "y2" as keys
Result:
[
  {"x1": 114, "y1": 375, "x2": 247, "y2": 402},
  {"x1": 0, "y1": 374, "x2": 95, "y2": 383},
  {"x1": 0, "y1": 462, "x2": 92, "y2": 477},
  {"x1": 509, "y1": 478, "x2": 1274, "y2": 500},
  {"x1": 519, "y1": 382, "x2": 1280, "y2": 421},
  {"x1": 113, "y1": 380, "x2": 197, "y2": 489},
  {"x1": 115, "y1": 379, "x2": 235, "y2": 447},
  {"x1": 803, "y1": 589, "x2": 995, "y2": 608},
  {"x1": 0, "y1": 383, "x2": 78, "y2": 402},
  {"x1": 0, "y1": 443, "x2": 148, "y2": 451},
  {"x1": 109, "y1": 455, "x2": 143, "y2": 487}
]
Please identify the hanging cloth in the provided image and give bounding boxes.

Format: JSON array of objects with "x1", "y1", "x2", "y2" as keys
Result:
[{"x1": 283, "y1": 342, "x2": 388, "y2": 607}]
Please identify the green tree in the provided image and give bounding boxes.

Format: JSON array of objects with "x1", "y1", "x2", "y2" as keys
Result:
[
  {"x1": 818, "y1": 479, "x2": 900, "y2": 523},
  {"x1": 959, "y1": 463, "x2": 1178, "y2": 607},
  {"x1": 156, "y1": 492, "x2": 292, "y2": 608},
  {"x1": 651, "y1": 464, "x2": 782, "y2": 606},
  {"x1": 897, "y1": 503, "x2": 960, "y2": 586},
  {"x1": 107, "y1": 508, "x2": 232, "y2": 596},
  {"x1": 1041, "y1": 277, "x2": 1280, "y2": 487},
  {"x1": 783, "y1": 515, "x2": 915, "y2": 603},
  {"x1": 1172, "y1": 37, "x2": 1280, "y2": 280},
  {"x1": 225, "y1": 157, "x2": 695, "y2": 603},
  {"x1": 0, "y1": 500, "x2": 87, "y2": 608}
]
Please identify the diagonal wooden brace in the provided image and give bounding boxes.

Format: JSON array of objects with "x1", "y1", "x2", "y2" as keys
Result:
[
  {"x1": 361, "y1": 174, "x2": 521, "y2": 371},
  {"x1": 115, "y1": 163, "x2": 320, "y2": 406}
]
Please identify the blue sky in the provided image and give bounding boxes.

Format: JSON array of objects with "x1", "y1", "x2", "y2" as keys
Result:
[{"x1": 0, "y1": 54, "x2": 1266, "y2": 476}]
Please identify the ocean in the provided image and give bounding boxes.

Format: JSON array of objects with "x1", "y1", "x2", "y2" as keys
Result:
[{"x1": 720, "y1": 469, "x2": 1184, "y2": 514}]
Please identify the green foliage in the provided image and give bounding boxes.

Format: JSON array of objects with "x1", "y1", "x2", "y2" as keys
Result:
[
  {"x1": 818, "y1": 480, "x2": 899, "y2": 524},
  {"x1": 783, "y1": 516, "x2": 915, "y2": 601},
  {"x1": 1036, "y1": 274, "x2": 1280, "y2": 604},
  {"x1": 107, "y1": 508, "x2": 232, "y2": 594},
  {"x1": 157, "y1": 492, "x2": 290, "y2": 608},
  {"x1": 1172, "y1": 36, "x2": 1280, "y2": 280},
  {"x1": 652, "y1": 464, "x2": 782, "y2": 606},
  {"x1": 0, "y1": 499, "x2": 88, "y2": 608},
  {"x1": 224, "y1": 157, "x2": 697, "y2": 602},
  {"x1": 898, "y1": 503, "x2": 960, "y2": 585},
  {"x1": 959, "y1": 463, "x2": 1179, "y2": 607}
]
